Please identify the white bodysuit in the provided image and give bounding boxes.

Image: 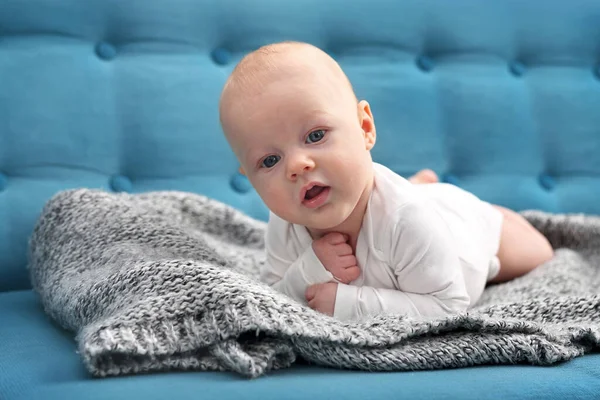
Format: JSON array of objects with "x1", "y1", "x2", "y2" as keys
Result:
[{"x1": 260, "y1": 162, "x2": 504, "y2": 321}]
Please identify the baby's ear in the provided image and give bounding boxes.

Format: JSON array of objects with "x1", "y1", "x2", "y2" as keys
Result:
[
  {"x1": 358, "y1": 100, "x2": 376, "y2": 150},
  {"x1": 238, "y1": 166, "x2": 246, "y2": 175}
]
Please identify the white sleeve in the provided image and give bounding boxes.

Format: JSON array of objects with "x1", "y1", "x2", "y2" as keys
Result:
[
  {"x1": 334, "y1": 201, "x2": 471, "y2": 321},
  {"x1": 259, "y1": 214, "x2": 334, "y2": 304}
]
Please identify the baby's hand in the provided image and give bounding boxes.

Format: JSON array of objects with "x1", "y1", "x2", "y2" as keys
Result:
[
  {"x1": 312, "y1": 232, "x2": 360, "y2": 284},
  {"x1": 305, "y1": 282, "x2": 338, "y2": 316}
]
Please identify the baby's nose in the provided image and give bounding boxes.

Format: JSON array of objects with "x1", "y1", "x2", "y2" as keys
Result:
[{"x1": 287, "y1": 156, "x2": 315, "y2": 179}]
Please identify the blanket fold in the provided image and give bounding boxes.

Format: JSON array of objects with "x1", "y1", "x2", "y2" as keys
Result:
[{"x1": 29, "y1": 189, "x2": 600, "y2": 378}]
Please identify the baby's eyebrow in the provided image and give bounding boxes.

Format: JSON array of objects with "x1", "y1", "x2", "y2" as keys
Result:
[
  {"x1": 243, "y1": 145, "x2": 271, "y2": 167},
  {"x1": 303, "y1": 110, "x2": 334, "y2": 127},
  {"x1": 306, "y1": 110, "x2": 332, "y2": 120}
]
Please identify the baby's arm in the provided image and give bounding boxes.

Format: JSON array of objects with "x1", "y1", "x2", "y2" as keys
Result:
[
  {"x1": 334, "y1": 202, "x2": 471, "y2": 321},
  {"x1": 260, "y1": 215, "x2": 334, "y2": 304}
]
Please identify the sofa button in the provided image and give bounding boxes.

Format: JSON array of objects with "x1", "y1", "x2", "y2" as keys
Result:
[
  {"x1": 441, "y1": 173, "x2": 460, "y2": 186},
  {"x1": 0, "y1": 172, "x2": 6, "y2": 192},
  {"x1": 594, "y1": 65, "x2": 600, "y2": 79},
  {"x1": 509, "y1": 61, "x2": 526, "y2": 77},
  {"x1": 538, "y1": 174, "x2": 556, "y2": 191},
  {"x1": 230, "y1": 172, "x2": 251, "y2": 193},
  {"x1": 211, "y1": 48, "x2": 231, "y2": 66},
  {"x1": 96, "y1": 42, "x2": 117, "y2": 61},
  {"x1": 110, "y1": 175, "x2": 132, "y2": 193},
  {"x1": 416, "y1": 55, "x2": 434, "y2": 72}
]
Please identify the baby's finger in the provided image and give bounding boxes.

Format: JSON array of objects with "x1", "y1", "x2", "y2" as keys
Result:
[
  {"x1": 334, "y1": 266, "x2": 358, "y2": 284},
  {"x1": 333, "y1": 275, "x2": 350, "y2": 284},
  {"x1": 325, "y1": 232, "x2": 349, "y2": 245},
  {"x1": 336, "y1": 268, "x2": 359, "y2": 284},
  {"x1": 334, "y1": 243, "x2": 353, "y2": 256},
  {"x1": 344, "y1": 266, "x2": 361, "y2": 282},
  {"x1": 338, "y1": 254, "x2": 357, "y2": 267}
]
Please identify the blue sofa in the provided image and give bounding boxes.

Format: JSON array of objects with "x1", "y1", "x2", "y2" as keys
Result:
[{"x1": 2, "y1": 0, "x2": 600, "y2": 399}]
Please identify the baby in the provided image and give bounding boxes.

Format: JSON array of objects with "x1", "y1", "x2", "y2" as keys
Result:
[{"x1": 218, "y1": 41, "x2": 554, "y2": 321}]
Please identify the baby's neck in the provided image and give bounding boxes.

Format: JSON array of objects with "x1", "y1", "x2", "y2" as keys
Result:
[{"x1": 308, "y1": 176, "x2": 374, "y2": 253}]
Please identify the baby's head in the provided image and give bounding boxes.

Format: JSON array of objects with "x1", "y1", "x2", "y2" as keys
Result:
[{"x1": 219, "y1": 42, "x2": 377, "y2": 231}]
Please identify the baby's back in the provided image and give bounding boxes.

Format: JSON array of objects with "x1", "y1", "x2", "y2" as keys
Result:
[
  {"x1": 373, "y1": 163, "x2": 503, "y2": 302},
  {"x1": 412, "y1": 182, "x2": 503, "y2": 293}
]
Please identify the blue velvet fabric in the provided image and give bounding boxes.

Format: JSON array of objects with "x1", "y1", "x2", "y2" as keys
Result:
[
  {"x1": 1, "y1": 0, "x2": 599, "y2": 398},
  {"x1": 3, "y1": 290, "x2": 600, "y2": 400}
]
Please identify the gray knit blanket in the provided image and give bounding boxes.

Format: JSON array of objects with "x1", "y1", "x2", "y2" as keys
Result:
[{"x1": 29, "y1": 189, "x2": 600, "y2": 378}]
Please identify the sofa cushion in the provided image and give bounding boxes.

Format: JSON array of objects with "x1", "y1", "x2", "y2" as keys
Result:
[{"x1": 2, "y1": 290, "x2": 600, "y2": 400}]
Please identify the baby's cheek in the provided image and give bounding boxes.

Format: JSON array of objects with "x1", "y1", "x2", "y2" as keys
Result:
[
  {"x1": 333, "y1": 154, "x2": 361, "y2": 181},
  {"x1": 262, "y1": 183, "x2": 281, "y2": 199},
  {"x1": 261, "y1": 186, "x2": 290, "y2": 212}
]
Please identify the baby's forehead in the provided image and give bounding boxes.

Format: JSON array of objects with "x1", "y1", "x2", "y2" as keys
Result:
[
  {"x1": 220, "y1": 43, "x2": 356, "y2": 137},
  {"x1": 224, "y1": 62, "x2": 342, "y2": 114}
]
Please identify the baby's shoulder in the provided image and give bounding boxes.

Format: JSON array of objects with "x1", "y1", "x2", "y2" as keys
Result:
[
  {"x1": 371, "y1": 163, "x2": 426, "y2": 216},
  {"x1": 369, "y1": 173, "x2": 430, "y2": 250}
]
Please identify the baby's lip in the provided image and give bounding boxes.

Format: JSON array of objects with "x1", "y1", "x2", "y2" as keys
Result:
[{"x1": 299, "y1": 181, "x2": 328, "y2": 203}]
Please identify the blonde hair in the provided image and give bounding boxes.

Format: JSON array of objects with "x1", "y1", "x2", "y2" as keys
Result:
[{"x1": 219, "y1": 41, "x2": 356, "y2": 123}]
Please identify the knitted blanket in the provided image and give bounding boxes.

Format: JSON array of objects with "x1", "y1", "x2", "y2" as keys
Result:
[{"x1": 29, "y1": 189, "x2": 600, "y2": 378}]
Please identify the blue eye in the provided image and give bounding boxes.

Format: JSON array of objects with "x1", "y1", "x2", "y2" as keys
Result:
[
  {"x1": 306, "y1": 129, "x2": 326, "y2": 144},
  {"x1": 261, "y1": 155, "x2": 280, "y2": 168}
]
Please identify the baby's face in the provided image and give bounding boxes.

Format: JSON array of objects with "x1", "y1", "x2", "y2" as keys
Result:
[{"x1": 222, "y1": 65, "x2": 376, "y2": 231}]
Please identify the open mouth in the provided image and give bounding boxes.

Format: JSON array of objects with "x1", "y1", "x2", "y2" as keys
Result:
[
  {"x1": 302, "y1": 185, "x2": 331, "y2": 208},
  {"x1": 304, "y1": 185, "x2": 326, "y2": 200}
]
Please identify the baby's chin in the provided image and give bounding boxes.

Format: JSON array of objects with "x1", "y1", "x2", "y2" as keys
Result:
[
  {"x1": 297, "y1": 208, "x2": 353, "y2": 232},
  {"x1": 270, "y1": 200, "x2": 356, "y2": 230}
]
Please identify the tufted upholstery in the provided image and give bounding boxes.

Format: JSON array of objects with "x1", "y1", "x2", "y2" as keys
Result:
[
  {"x1": 3, "y1": 0, "x2": 600, "y2": 399},
  {"x1": 3, "y1": 0, "x2": 600, "y2": 292},
  {"x1": 2, "y1": 0, "x2": 600, "y2": 294}
]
